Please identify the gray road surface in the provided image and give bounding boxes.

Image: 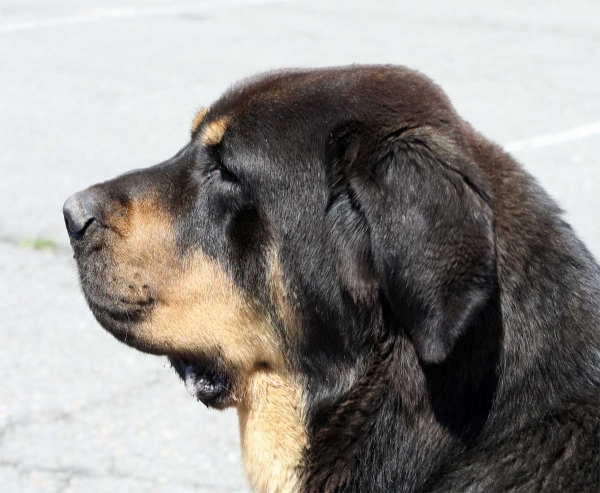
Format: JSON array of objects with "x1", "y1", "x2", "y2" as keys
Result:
[{"x1": 1, "y1": 1, "x2": 599, "y2": 491}]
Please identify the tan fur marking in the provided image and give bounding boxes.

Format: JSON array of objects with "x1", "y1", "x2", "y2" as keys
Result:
[
  {"x1": 191, "y1": 107, "x2": 209, "y2": 134},
  {"x1": 105, "y1": 199, "x2": 307, "y2": 492},
  {"x1": 238, "y1": 371, "x2": 306, "y2": 493},
  {"x1": 141, "y1": 255, "x2": 287, "y2": 374},
  {"x1": 202, "y1": 117, "x2": 229, "y2": 146},
  {"x1": 268, "y1": 249, "x2": 300, "y2": 336},
  {"x1": 106, "y1": 196, "x2": 282, "y2": 371}
]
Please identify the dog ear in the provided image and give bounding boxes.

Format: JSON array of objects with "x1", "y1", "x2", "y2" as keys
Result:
[
  {"x1": 327, "y1": 123, "x2": 496, "y2": 364},
  {"x1": 326, "y1": 122, "x2": 380, "y2": 306}
]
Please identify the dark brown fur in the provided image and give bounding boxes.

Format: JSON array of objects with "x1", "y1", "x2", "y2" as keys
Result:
[{"x1": 64, "y1": 66, "x2": 600, "y2": 492}]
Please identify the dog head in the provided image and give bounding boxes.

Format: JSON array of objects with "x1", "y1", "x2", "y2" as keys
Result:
[{"x1": 64, "y1": 65, "x2": 496, "y2": 491}]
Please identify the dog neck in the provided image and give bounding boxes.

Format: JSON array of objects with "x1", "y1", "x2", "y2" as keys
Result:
[
  {"x1": 485, "y1": 147, "x2": 600, "y2": 421},
  {"x1": 301, "y1": 298, "x2": 503, "y2": 492},
  {"x1": 237, "y1": 370, "x2": 307, "y2": 493}
]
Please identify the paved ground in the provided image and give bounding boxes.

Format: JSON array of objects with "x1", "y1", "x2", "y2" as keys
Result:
[{"x1": 1, "y1": 1, "x2": 599, "y2": 491}]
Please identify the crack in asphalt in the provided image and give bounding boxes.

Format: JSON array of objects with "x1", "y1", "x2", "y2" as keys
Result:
[
  {"x1": 0, "y1": 371, "x2": 236, "y2": 491},
  {"x1": 0, "y1": 373, "x2": 166, "y2": 440},
  {"x1": 0, "y1": 458, "x2": 235, "y2": 492}
]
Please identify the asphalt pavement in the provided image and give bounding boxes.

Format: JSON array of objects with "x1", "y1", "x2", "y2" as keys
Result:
[{"x1": 1, "y1": 1, "x2": 599, "y2": 491}]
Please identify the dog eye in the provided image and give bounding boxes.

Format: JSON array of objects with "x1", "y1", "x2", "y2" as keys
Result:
[
  {"x1": 215, "y1": 160, "x2": 238, "y2": 183},
  {"x1": 202, "y1": 147, "x2": 239, "y2": 185}
]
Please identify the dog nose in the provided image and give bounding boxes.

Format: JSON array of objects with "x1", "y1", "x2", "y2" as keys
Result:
[{"x1": 63, "y1": 190, "x2": 98, "y2": 237}]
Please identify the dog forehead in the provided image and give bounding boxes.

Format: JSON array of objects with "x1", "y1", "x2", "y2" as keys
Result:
[
  {"x1": 217, "y1": 65, "x2": 415, "y2": 102},
  {"x1": 205, "y1": 66, "x2": 454, "y2": 142},
  {"x1": 199, "y1": 70, "x2": 353, "y2": 152},
  {"x1": 215, "y1": 68, "x2": 353, "y2": 119}
]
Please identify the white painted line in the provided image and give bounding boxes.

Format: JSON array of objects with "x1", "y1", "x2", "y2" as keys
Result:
[
  {"x1": 0, "y1": 0, "x2": 286, "y2": 34},
  {"x1": 505, "y1": 121, "x2": 600, "y2": 152}
]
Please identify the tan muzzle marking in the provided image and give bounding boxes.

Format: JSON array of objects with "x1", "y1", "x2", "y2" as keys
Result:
[{"x1": 108, "y1": 198, "x2": 307, "y2": 493}]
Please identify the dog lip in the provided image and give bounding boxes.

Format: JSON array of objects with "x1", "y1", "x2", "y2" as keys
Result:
[
  {"x1": 84, "y1": 294, "x2": 152, "y2": 351},
  {"x1": 88, "y1": 297, "x2": 150, "y2": 323},
  {"x1": 170, "y1": 358, "x2": 228, "y2": 404},
  {"x1": 82, "y1": 280, "x2": 155, "y2": 314}
]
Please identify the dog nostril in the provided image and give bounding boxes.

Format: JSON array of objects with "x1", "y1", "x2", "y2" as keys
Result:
[{"x1": 62, "y1": 191, "x2": 98, "y2": 238}]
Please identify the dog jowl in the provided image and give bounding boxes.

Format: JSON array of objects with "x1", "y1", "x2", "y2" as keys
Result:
[{"x1": 64, "y1": 66, "x2": 600, "y2": 493}]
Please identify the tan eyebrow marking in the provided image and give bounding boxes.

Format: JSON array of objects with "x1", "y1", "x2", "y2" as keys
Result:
[
  {"x1": 202, "y1": 117, "x2": 230, "y2": 146},
  {"x1": 191, "y1": 107, "x2": 209, "y2": 134}
]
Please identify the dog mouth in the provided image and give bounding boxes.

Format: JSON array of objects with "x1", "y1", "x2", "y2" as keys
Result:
[
  {"x1": 170, "y1": 357, "x2": 232, "y2": 408},
  {"x1": 82, "y1": 283, "x2": 155, "y2": 345},
  {"x1": 86, "y1": 287, "x2": 234, "y2": 407},
  {"x1": 87, "y1": 291, "x2": 234, "y2": 408},
  {"x1": 73, "y1": 254, "x2": 155, "y2": 344},
  {"x1": 74, "y1": 255, "x2": 234, "y2": 407}
]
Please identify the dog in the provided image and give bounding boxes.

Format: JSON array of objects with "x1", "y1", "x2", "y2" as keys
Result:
[{"x1": 63, "y1": 65, "x2": 600, "y2": 492}]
